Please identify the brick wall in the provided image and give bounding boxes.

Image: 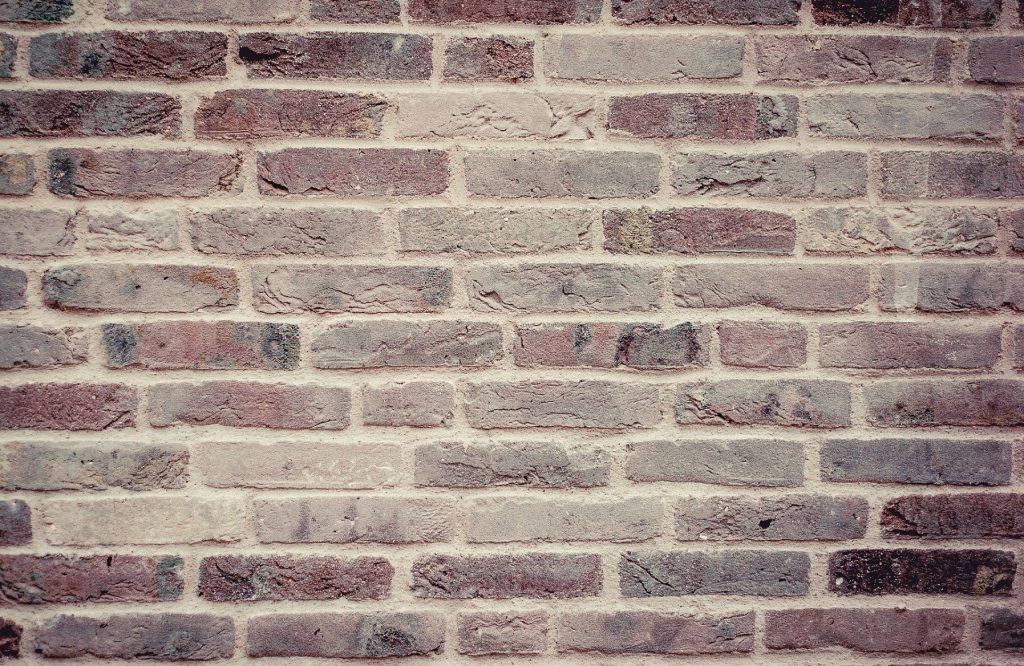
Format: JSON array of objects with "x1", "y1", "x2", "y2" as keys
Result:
[{"x1": 0, "y1": 0, "x2": 1022, "y2": 661}]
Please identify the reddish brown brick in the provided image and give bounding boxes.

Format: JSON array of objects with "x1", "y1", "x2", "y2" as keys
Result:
[
  {"x1": 882, "y1": 494, "x2": 1024, "y2": 539},
  {"x1": 812, "y1": 0, "x2": 999, "y2": 27},
  {"x1": 258, "y1": 148, "x2": 447, "y2": 197},
  {"x1": 196, "y1": 90, "x2": 385, "y2": 140},
  {"x1": 107, "y1": 0, "x2": 295, "y2": 22},
  {"x1": 514, "y1": 322, "x2": 710, "y2": 369},
  {"x1": 0, "y1": 384, "x2": 136, "y2": 431},
  {"x1": 609, "y1": 94, "x2": 797, "y2": 140},
  {"x1": 980, "y1": 608, "x2": 1024, "y2": 651},
  {"x1": 675, "y1": 495, "x2": 868, "y2": 541},
  {"x1": 311, "y1": 0, "x2": 400, "y2": 22},
  {"x1": 35, "y1": 614, "x2": 235, "y2": 660},
  {"x1": 613, "y1": 0, "x2": 800, "y2": 24},
  {"x1": 0, "y1": 442, "x2": 188, "y2": 491},
  {"x1": 719, "y1": 321, "x2": 807, "y2": 368},
  {"x1": 199, "y1": 556, "x2": 391, "y2": 601},
  {"x1": 239, "y1": 33, "x2": 432, "y2": 80},
  {"x1": 0, "y1": 91, "x2": 179, "y2": 138},
  {"x1": 458, "y1": 611, "x2": 547, "y2": 655},
  {"x1": 0, "y1": 153, "x2": 34, "y2": 195},
  {"x1": 558, "y1": 611, "x2": 754, "y2": 655},
  {"x1": 675, "y1": 264, "x2": 870, "y2": 311},
  {"x1": 0, "y1": 501, "x2": 31, "y2": 546},
  {"x1": 677, "y1": 380, "x2": 851, "y2": 428},
  {"x1": 411, "y1": 0, "x2": 600, "y2": 23},
  {"x1": 0, "y1": 555, "x2": 183, "y2": 604},
  {"x1": 0, "y1": 267, "x2": 26, "y2": 310},
  {"x1": 766, "y1": 608, "x2": 964, "y2": 652},
  {"x1": 411, "y1": 553, "x2": 601, "y2": 599},
  {"x1": 247, "y1": 612, "x2": 443, "y2": 658},
  {"x1": 44, "y1": 264, "x2": 239, "y2": 313},
  {"x1": 604, "y1": 208, "x2": 795, "y2": 255},
  {"x1": 0, "y1": 209, "x2": 74, "y2": 256},
  {"x1": 865, "y1": 380, "x2": 1024, "y2": 427},
  {"x1": 756, "y1": 35, "x2": 952, "y2": 83},
  {"x1": 0, "y1": 0, "x2": 73, "y2": 22},
  {"x1": 444, "y1": 36, "x2": 533, "y2": 82},
  {"x1": 820, "y1": 322, "x2": 1001, "y2": 369},
  {"x1": 102, "y1": 321, "x2": 299, "y2": 370},
  {"x1": 0, "y1": 619, "x2": 19, "y2": 658},
  {"x1": 829, "y1": 549, "x2": 1016, "y2": 595},
  {"x1": 49, "y1": 148, "x2": 241, "y2": 198}
]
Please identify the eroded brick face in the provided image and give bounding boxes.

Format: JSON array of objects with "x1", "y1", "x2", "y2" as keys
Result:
[{"x1": 1, "y1": 0, "x2": 1019, "y2": 662}]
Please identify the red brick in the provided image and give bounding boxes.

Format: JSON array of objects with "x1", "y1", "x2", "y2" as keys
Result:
[
  {"x1": 44, "y1": 264, "x2": 238, "y2": 313},
  {"x1": 35, "y1": 614, "x2": 235, "y2": 660},
  {"x1": 0, "y1": 0, "x2": 72, "y2": 22},
  {"x1": 675, "y1": 264, "x2": 870, "y2": 311},
  {"x1": 608, "y1": 94, "x2": 797, "y2": 140},
  {"x1": 247, "y1": 612, "x2": 443, "y2": 658},
  {"x1": 970, "y1": 37, "x2": 1024, "y2": 83},
  {"x1": 719, "y1": 321, "x2": 806, "y2": 368},
  {"x1": 49, "y1": 148, "x2": 241, "y2": 198},
  {"x1": 820, "y1": 322, "x2": 1001, "y2": 369},
  {"x1": 362, "y1": 381, "x2": 454, "y2": 427},
  {"x1": 444, "y1": 36, "x2": 533, "y2": 82},
  {"x1": 829, "y1": 548, "x2": 1016, "y2": 595},
  {"x1": 311, "y1": 0, "x2": 400, "y2": 22},
  {"x1": 196, "y1": 90, "x2": 385, "y2": 139},
  {"x1": 410, "y1": 0, "x2": 601, "y2": 23},
  {"x1": 199, "y1": 556, "x2": 391, "y2": 601},
  {"x1": 458, "y1": 612, "x2": 547, "y2": 655},
  {"x1": 0, "y1": 555, "x2": 182, "y2": 604},
  {"x1": 514, "y1": 322, "x2": 710, "y2": 369},
  {"x1": 254, "y1": 497, "x2": 452, "y2": 544},
  {"x1": 0, "y1": 267, "x2": 26, "y2": 310},
  {"x1": 107, "y1": 0, "x2": 295, "y2": 22},
  {"x1": 558, "y1": 611, "x2": 754, "y2": 655},
  {"x1": 0, "y1": 209, "x2": 75, "y2": 256},
  {"x1": 102, "y1": 321, "x2": 299, "y2": 370},
  {"x1": 0, "y1": 91, "x2": 179, "y2": 138},
  {"x1": 0, "y1": 383, "x2": 136, "y2": 431},
  {"x1": 675, "y1": 495, "x2": 868, "y2": 541},
  {"x1": 678, "y1": 380, "x2": 851, "y2": 428},
  {"x1": 0, "y1": 153, "x2": 33, "y2": 195},
  {"x1": 756, "y1": 35, "x2": 952, "y2": 83},
  {"x1": 613, "y1": 0, "x2": 800, "y2": 24},
  {"x1": 812, "y1": 0, "x2": 999, "y2": 27},
  {"x1": 258, "y1": 148, "x2": 447, "y2": 197},
  {"x1": 411, "y1": 553, "x2": 601, "y2": 599},
  {"x1": 865, "y1": 380, "x2": 1024, "y2": 427},
  {"x1": 0, "y1": 500, "x2": 31, "y2": 546},
  {"x1": 240, "y1": 33, "x2": 432, "y2": 80},
  {"x1": 882, "y1": 494, "x2": 1024, "y2": 539},
  {"x1": 604, "y1": 208, "x2": 795, "y2": 255},
  {"x1": 766, "y1": 608, "x2": 964, "y2": 652},
  {"x1": 0, "y1": 325, "x2": 86, "y2": 369}
]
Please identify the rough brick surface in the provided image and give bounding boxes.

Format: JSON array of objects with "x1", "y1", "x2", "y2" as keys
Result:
[
  {"x1": 199, "y1": 556, "x2": 392, "y2": 601},
  {"x1": 411, "y1": 553, "x2": 601, "y2": 598},
  {"x1": 44, "y1": 264, "x2": 238, "y2": 313},
  {"x1": 102, "y1": 321, "x2": 298, "y2": 370},
  {"x1": 604, "y1": 208, "x2": 795, "y2": 254},
  {"x1": 444, "y1": 36, "x2": 533, "y2": 82},
  {"x1": 240, "y1": 33, "x2": 432, "y2": 80},
  {"x1": 253, "y1": 497, "x2": 453, "y2": 544},
  {"x1": 0, "y1": 500, "x2": 31, "y2": 546},
  {"x1": 465, "y1": 380, "x2": 661, "y2": 428},
  {"x1": 557, "y1": 611, "x2": 755, "y2": 654},
  {"x1": 677, "y1": 380, "x2": 851, "y2": 428},
  {"x1": 756, "y1": 35, "x2": 952, "y2": 83},
  {"x1": 514, "y1": 322, "x2": 710, "y2": 369},
  {"x1": 0, "y1": 90, "x2": 180, "y2": 138},
  {"x1": 675, "y1": 495, "x2": 868, "y2": 541},
  {"x1": 0, "y1": 383, "x2": 136, "y2": 431},
  {"x1": 465, "y1": 498, "x2": 661, "y2": 543},
  {"x1": 803, "y1": 207, "x2": 999, "y2": 255},
  {"x1": 545, "y1": 35, "x2": 743, "y2": 81},
  {"x1": 620, "y1": 551, "x2": 809, "y2": 597},
  {"x1": 415, "y1": 441, "x2": 610, "y2": 488},
  {"x1": 49, "y1": 149, "x2": 241, "y2": 198},
  {"x1": 625, "y1": 439, "x2": 805, "y2": 487},
  {"x1": 457, "y1": 611, "x2": 547, "y2": 655},
  {"x1": 0, "y1": 154, "x2": 34, "y2": 195},
  {"x1": 258, "y1": 148, "x2": 448, "y2": 197},
  {"x1": 247, "y1": 612, "x2": 444, "y2": 658},
  {"x1": 766, "y1": 608, "x2": 964, "y2": 652},
  {"x1": 196, "y1": 91, "x2": 386, "y2": 139},
  {"x1": 822, "y1": 438, "x2": 1013, "y2": 486},
  {"x1": 35, "y1": 614, "x2": 235, "y2": 660},
  {"x1": 0, "y1": 325, "x2": 86, "y2": 368},
  {"x1": 1, "y1": 441, "x2": 188, "y2": 490},
  {"x1": 829, "y1": 548, "x2": 1016, "y2": 595},
  {"x1": 0, "y1": 555, "x2": 183, "y2": 604},
  {"x1": 881, "y1": 494, "x2": 1024, "y2": 538}
]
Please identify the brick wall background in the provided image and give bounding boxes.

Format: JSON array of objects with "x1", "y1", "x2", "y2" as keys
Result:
[{"x1": 0, "y1": 0, "x2": 1022, "y2": 661}]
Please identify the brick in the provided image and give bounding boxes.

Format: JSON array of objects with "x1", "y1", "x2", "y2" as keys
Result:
[
  {"x1": 676, "y1": 495, "x2": 868, "y2": 541},
  {"x1": 719, "y1": 321, "x2": 807, "y2": 368},
  {"x1": 465, "y1": 380, "x2": 662, "y2": 429},
  {"x1": 609, "y1": 94, "x2": 797, "y2": 140},
  {"x1": 49, "y1": 148, "x2": 241, "y2": 198},
  {"x1": 0, "y1": 90, "x2": 179, "y2": 138},
  {"x1": 766, "y1": 608, "x2": 963, "y2": 652},
  {"x1": 195, "y1": 441, "x2": 400, "y2": 489},
  {"x1": 881, "y1": 152, "x2": 1024, "y2": 199},
  {"x1": 196, "y1": 90, "x2": 385, "y2": 139},
  {"x1": 0, "y1": 442, "x2": 188, "y2": 490},
  {"x1": 258, "y1": 148, "x2": 447, "y2": 197},
  {"x1": 362, "y1": 381, "x2": 454, "y2": 427},
  {"x1": 865, "y1": 380, "x2": 1024, "y2": 427},
  {"x1": 880, "y1": 264, "x2": 1024, "y2": 312},
  {"x1": 0, "y1": 325, "x2": 86, "y2": 369},
  {"x1": 396, "y1": 93, "x2": 596, "y2": 140},
  {"x1": 812, "y1": 0, "x2": 1000, "y2": 26},
  {"x1": 43, "y1": 497, "x2": 245, "y2": 545},
  {"x1": 107, "y1": 0, "x2": 295, "y2": 22},
  {"x1": 672, "y1": 151, "x2": 868, "y2": 199},
  {"x1": 829, "y1": 549, "x2": 1016, "y2": 595},
  {"x1": 678, "y1": 380, "x2": 851, "y2": 428},
  {"x1": 444, "y1": 36, "x2": 533, "y2": 82},
  {"x1": 0, "y1": 209, "x2": 74, "y2": 256},
  {"x1": 823, "y1": 439, "x2": 1013, "y2": 486},
  {"x1": 199, "y1": 556, "x2": 392, "y2": 601},
  {"x1": 102, "y1": 321, "x2": 299, "y2": 370},
  {"x1": 192, "y1": 208, "x2": 383, "y2": 257},
  {"x1": 0, "y1": 383, "x2": 136, "y2": 431},
  {"x1": 882, "y1": 494, "x2": 1024, "y2": 539},
  {"x1": 397, "y1": 208, "x2": 590, "y2": 255},
  {"x1": 514, "y1": 322, "x2": 710, "y2": 369},
  {"x1": 254, "y1": 496, "x2": 452, "y2": 543},
  {"x1": 44, "y1": 264, "x2": 238, "y2": 313},
  {"x1": 620, "y1": 550, "x2": 809, "y2": 597},
  {"x1": 0, "y1": 267, "x2": 25, "y2": 310},
  {"x1": 468, "y1": 264, "x2": 661, "y2": 312},
  {"x1": 557, "y1": 611, "x2": 754, "y2": 655},
  {"x1": 0, "y1": 619, "x2": 19, "y2": 658},
  {"x1": 0, "y1": 34, "x2": 12, "y2": 77},
  {"x1": 1009, "y1": 209, "x2": 1024, "y2": 252},
  {"x1": 0, "y1": 153, "x2": 33, "y2": 195},
  {"x1": 980, "y1": 608, "x2": 1024, "y2": 651},
  {"x1": 1018, "y1": 325, "x2": 1024, "y2": 368},
  {"x1": 545, "y1": 35, "x2": 743, "y2": 81},
  {"x1": 239, "y1": 33, "x2": 432, "y2": 80},
  {"x1": 252, "y1": 265, "x2": 451, "y2": 314},
  {"x1": 311, "y1": 0, "x2": 400, "y2": 22},
  {"x1": 0, "y1": 500, "x2": 31, "y2": 546},
  {"x1": 35, "y1": 614, "x2": 234, "y2": 660},
  {"x1": 821, "y1": 322, "x2": 1000, "y2": 369},
  {"x1": 675, "y1": 264, "x2": 870, "y2": 311},
  {"x1": 30, "y1": 31, "x2": 228, "y2": 80},
  {"x1": 247, "y1": 612, "x2": 443, "y2": 658},
  {"x1": 312, "y1": 320, "x2": 501, "y2": 368},
  {"x1": 0, "y1": 555, "x2": 182, "y2": 604},
  {"x1": 84, "y1": 210, "x2": 179, "y2": 251},
  {"x1": 465, "y1": 498, "x2": 662, "y2": 543},
  {"x1": 625, "y1": 439, "x2": 805, "y2": 487},
  {"x1": 458, "y1": 612, "x2": 547, "y2": 655},
  {"x1": 149, "y1": 381, "x2": 350, "y2": 430},
  {"x1": 613, "y1": 0, "x2": 799, "y2": 24},
  {"x1": 808, "y1": 93, "x2": 1002, "y2": 141},
  {"x1": 604, "y1": 208, "x2": 794, "y2": 255},
  {"x1": 0, "y1": 0, "x2": 73, "y2": 22},
  {"x1": 413, "y1": 554, "x2": 601, "y2": 599},
  {"x1": 970, "y1": 37, "x2": 1024, "y2": 83},
  {"x1": 756, "y1": 35, "x2": 952, "y2": 83},
  {"x1": 465, "y1": 150, "x2": 659, "y2": 199},
  {"x1": 803, "y1": 207, "x2": 999, "y2": 255},
  {"x1": 415, "y1": 441, "x2": 610, "y2": 488},
  {"x1": 410, "y1": 0, "x2": 600, "y2": 23}
]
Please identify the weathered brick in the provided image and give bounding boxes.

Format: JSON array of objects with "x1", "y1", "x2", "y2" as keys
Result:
[
  {"x1": 812, "y1": 0, "x2": 1000, "y2": 27},
  {"x1": 149, "y1": 381, "x2": 350, "y2": 430},
  {"x1": 604, "y1": 208, "x2": 794, "y2": 255},
  {"x1": 102, "y1": 321, "x2": 299, "y2": 370},
  {"x1": 43, "y1": 497, "x2": 245, "y2": 545},
  {"x1": 254, "y1": 496, "x2": 452, "y2": 543},
  {"x1": 196, "y1": 90, "x2": 385, "y2": 139},
  {"x1": 30, "y1": 31, "x2": 228, "y2": 80},
  {"x1": 719, "y1": 321, "x2": 807, "y2": 368},
  {"x1": 766, "y1": 608, "x2": 963, "y2": 652},
  {"x1": 458, "y1": 611, "x2": 547, "y2": 655},
  {"x1": 558, "y1": 611, "x2": 754, "y2": 655},
  {"x1": 1009, "y1": 209, "x2": 1024, "y2": 252},
  {"x1": 192, "y1": 208, "x2": 383, "y2": 257},
  {"x1": 0, "y1": 501, "x2": 31, "y2": 546},
  {"x1": 311, "y1": 0, "x2": 400, "y2": 22},
  {"x1": 410, "y1": 0, "x2": 600, "y2": 23},
  {"x1": 613, "y1": 0, "x2": 799, "y2": 24},
  {"x1": 398, "y1": 208, "x2": 590, "y2": 255},
  {"x1": 0, "y1": 619, "x2": 19, "y2": 658},
  {"x1": 247, "y1": 612, "x2": 443, "y2": 658},
  {"x1": 444, "y1": 36, "x2": 533, "y2": 82},
  {"x1": 756, "y1": 35, "x2": 952, "y2": 83},
  {"x1": 239, "y1": 33, "x2": 432, "y2": 80},
  {"x1": 545, "y1": 35, "x2": 743, "y2": 81},
  {"x1": 0, "y1": 325, "x2": 86, "y2": 369},
  {"x1": 468, "y1": 264, "x2": 660, "y2": 312},
  {"x1": 879, "y1": 264, "x2": 1024, "y2": 312},
  {"x1": 83, "y1": 210, "x2": 179, "y2": 251},
  {"x1": 0, "y1": 555, "x2": 182, "y2": 604},
  {"x1": 0, "y1": 442, "x2": 187, "y2": 490},
  {"x1": 416, "y1": 441, "x2": 609, "y2": 488},
  {"x1": 258, "y1": 148, "x2": 447, "y2": 197},
  {"x1": 0, "y1": 153, "x2": 33, "y2": 195},
  {"x1": 412, "y1": 554, "x2": 601, "y2": 599},
  {"x1": 882, "y1": 152, "x2": 1024, "y2": 199},
  {"x1": 199, "y1": 556, "x2": 392, "y2": 601},
  {"x1": 609, "y1": 94, "x2": 797, "y2": 140},
  {"x1": 822, "y1": 438, "x2": 1013, "y2": 486},
  {"x1": 0, "y1": 267, "x2": 24, "y2": 310},
  {"x1": 35, "y1": 614, "x2": 235, "y2": 660},
  {"x1": 465, "y1": 150, "x2": 659, "y2": 199},
  {"x1": 195, "y1": 442, "x2": 400, "y2": 489},
  {"x1": 0, "y1": 383, "x2": 136, "y2": 431},
  {"x1": 882, "y1": 494, "x2": 1024, "y2": 539},
  {"x1": 808, "y1": 93, "x2": 1002, "y2": 141},
  {"x1": 865, "y1": 380, "x2": 1024, "y2": 427},
  {"x1": 252, "y1": 265, "x2": 452, "y2": 314},
  {"x1": 107, "y1": 0, "x2": 295, "y2": 22},
  {"x1": 678, "y1": 380, "x2": 851, "y2": 428},
  {"x1": 397, "y1": 93, "x2": 596, "y2": 140},
  {"x1": 621, "y1": 550, "x2": 809, "y2": 597},
  {"x1": 0, "y1": 34, "x2": 12, "y2": 77},
  {"x1": 675, "y1": 264, "x2": 869, "y2": 311},
  {"x1": 466, "y1": 498, "x2": 661, "y2": 543},
  {"x1": 1017, "y1": 325, "x2": 1024, "y2": 368},
  {"x1": 625, "y1": 439, "x2": 805, "y2": 487},
  {"x1": 0, "y1": 90, "x2": 179, "y2": 138},
  {"x1": 312, "y1": 320, "x2": 500, "y2": 369},
  {"x1": 44, "y1": 264, "x2": 238, "y2": 313},
  {"x1": 970, "y1": 37, "x2": 1024, "y2": 83},
  {"x1": 673, "y1": 151, "x2": 868, "y2": 198},
  {"x1": 829, "y1": 549, "x2": 1016, "y2": 595},
  {"x1": 362, "y1": 381, "x2": 454, "y2": 427},
  {"x1": 980, "y1": 608, "x2": 1024, "y2": 651},
  {"x1": 464, "y1": 380, "x2": 661, "y2": 429},
  {"x1": 514, "y1": 322, "x2": 710, "y2": 369},
  {"x1": 0, "y1": 0, "x2": 73, "y2": 22},
  {"x1": 0, "y1": 209, "x2": 74, "y2": 256},
  {"x1": 821, "y1": 322, "x2": 1001, "y2": 369},
  {"x1": 676, "y1": 495, "x2": 868, "y2": 541},
  {"x1": 49, "y1": 148, "x2": 240, "y2": 198},
  {"x1": 803, "y1": 207, "x2": 999, "y2": 255}
]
